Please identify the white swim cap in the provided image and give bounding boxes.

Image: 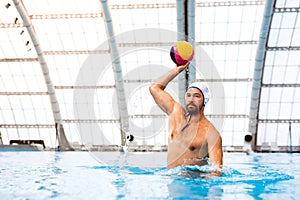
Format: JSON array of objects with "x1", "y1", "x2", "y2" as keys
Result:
[{"x1": 187, "y1": 82, "x2": 210, "y2": 105}]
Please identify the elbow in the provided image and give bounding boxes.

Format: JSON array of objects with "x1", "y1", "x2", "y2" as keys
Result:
[
  {"x1": 149, "y1": 84, "x2": 155, "y2": 96},
  {"x1": 149, "y1": 83, "x2": 163, "y2": 96},
  {"x1": 149, "y1": 83, "x2": 155, "y2": 93}
]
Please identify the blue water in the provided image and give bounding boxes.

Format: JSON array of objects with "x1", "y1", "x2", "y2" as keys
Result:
[{"x1": 0, "y1": 151, "x2": 299, "y2": 200}]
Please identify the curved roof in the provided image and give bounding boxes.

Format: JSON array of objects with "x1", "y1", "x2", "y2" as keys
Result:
[{"x1": 0, "y1": 0, "x2": 299, "y2": 151}]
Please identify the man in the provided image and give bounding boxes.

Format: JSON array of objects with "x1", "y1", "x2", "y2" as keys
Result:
[{"x1": 149, "y1": 62, "x2": 223, "y2": 176}]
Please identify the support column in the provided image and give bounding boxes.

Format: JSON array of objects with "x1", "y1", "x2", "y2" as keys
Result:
[
  {"x1": 177, "y1": 0, "x2": 195, "y2": 105},
  {"x1": 248, "y1": 0, "x2": 275, "y2": 151},
  {"x1": 13, "y1": 0, "x2": 73, "y2": 150},
  {"x1": 100, "y1": 0, "x2": 129, "y2": 146}
]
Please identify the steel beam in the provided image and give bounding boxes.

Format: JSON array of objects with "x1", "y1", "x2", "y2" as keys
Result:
[
  {"x1": 177, "y1": 0, "x2": 186, "y2": 106},
  {"x1": 12, "y1": 0, "x2": 73, "y2": 150},
  {"x1": 188, "y1": 0, "x2": 196, "y2": 84},
  {"x1": 99, "y1": 0, "x2": 129, "y2": 146},
  {"x1": 248, "y1": 0, "x2": 276, "y2": 150}
]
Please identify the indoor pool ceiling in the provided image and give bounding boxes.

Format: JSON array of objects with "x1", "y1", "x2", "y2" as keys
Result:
[{"x1": 0, "y1": 0, "x2": 299, "y2": 151}]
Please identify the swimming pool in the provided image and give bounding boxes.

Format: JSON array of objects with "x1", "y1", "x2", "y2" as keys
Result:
[{"x1": 0, "y1": 151, "x2": 299, "y2": 199}]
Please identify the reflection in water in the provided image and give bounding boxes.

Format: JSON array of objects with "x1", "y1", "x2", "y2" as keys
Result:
[{"x1": 35, "y1": 152, "x2": 65, "y2": 198}]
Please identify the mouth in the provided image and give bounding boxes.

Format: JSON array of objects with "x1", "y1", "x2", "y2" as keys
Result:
[{"x1": 187, "y1": 103, "x2": 196, "y2": 109}]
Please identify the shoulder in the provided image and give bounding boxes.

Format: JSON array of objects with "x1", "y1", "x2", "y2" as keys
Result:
[{"x1": 205, "y1": 121, "x2": 222, "y2": 140}]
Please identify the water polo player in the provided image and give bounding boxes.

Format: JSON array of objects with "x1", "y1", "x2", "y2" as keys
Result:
[{"x1": 149, "y1": 62, "x2": 223, "y2": 177}]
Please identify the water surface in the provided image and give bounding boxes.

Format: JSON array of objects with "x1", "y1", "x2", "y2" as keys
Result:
[{"x1": 0, "y1": 151, "x2": 298, "y2": 199}]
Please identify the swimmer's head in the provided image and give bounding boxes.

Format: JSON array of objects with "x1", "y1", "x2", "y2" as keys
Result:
[{"x1": 187, "y1": 82, "x2": 210, "y2": 106}]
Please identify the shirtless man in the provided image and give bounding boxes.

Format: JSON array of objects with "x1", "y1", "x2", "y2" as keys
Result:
[{"x1": 149, "y1": 62, "x2": 223, "y2": 176}]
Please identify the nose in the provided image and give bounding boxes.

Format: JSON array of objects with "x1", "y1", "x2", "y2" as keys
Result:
[{"x1": 186, "y1": 96, "x2": 194, "y2": 103}]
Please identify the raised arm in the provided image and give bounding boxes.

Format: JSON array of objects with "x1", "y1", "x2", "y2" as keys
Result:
[{"x1": 149, "y1": 63, "x2": 189, "y2": 115}]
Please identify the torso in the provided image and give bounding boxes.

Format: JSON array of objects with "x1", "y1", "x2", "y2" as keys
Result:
[{"x1": 167, "y1": 104, "x2": 211, "y2": 169}]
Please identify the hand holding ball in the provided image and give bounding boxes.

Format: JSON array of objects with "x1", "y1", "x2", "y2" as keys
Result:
[{"x1": 170, "y1": 41, "x2": 194, "y2": 66}]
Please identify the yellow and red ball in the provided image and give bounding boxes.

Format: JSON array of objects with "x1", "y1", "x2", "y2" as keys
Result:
[{"x1": 170, "y1": 41, "x2": 194, "y2": 65}]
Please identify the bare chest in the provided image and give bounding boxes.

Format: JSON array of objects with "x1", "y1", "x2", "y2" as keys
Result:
[{"x1": 176, "y1": 123, "x2": 208, "y2": 151}]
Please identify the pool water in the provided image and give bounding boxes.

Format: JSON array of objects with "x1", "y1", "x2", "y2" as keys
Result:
[{"x1": 0, "y1": 151, "x2": 299, "y2": 199}]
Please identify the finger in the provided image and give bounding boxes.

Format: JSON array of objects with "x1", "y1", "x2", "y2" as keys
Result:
[{"x1": 177, "y1": 61, "x2": 190, "y2": 70}]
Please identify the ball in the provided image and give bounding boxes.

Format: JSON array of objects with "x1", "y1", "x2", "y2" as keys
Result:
[{"x1": 170, "y1": 41, "x2": 194, "y2": 65}]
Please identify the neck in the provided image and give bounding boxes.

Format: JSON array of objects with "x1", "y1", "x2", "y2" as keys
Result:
[
  {"x1": 190, "y1": 113, "x2": 203, "y2": 124},
  {"x1": 187, "y1": 107, "x2": 205, "y2": 122},
  {"x1": 181, "y1": 108, "x2": 205, "y2": 132}
]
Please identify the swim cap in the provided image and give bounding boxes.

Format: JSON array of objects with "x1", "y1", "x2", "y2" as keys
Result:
[{"x1": 187, "y1": 82, "x2": 210, "y2": 106}]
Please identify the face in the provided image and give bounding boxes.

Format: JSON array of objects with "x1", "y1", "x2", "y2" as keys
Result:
[{"x1": 185, "y1": 88, "x2": 204, "y2": 114}]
